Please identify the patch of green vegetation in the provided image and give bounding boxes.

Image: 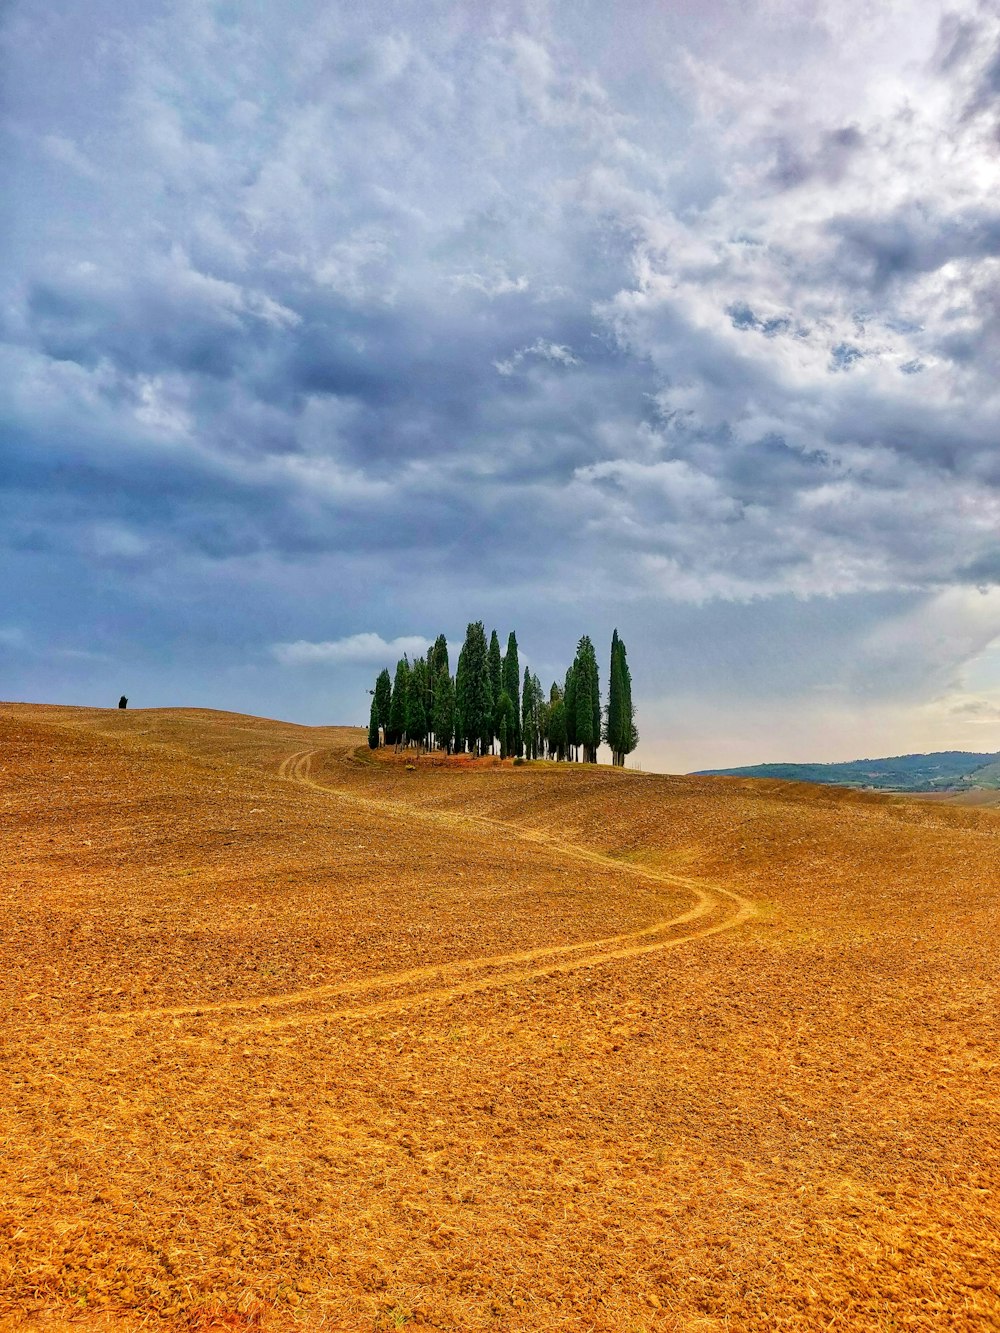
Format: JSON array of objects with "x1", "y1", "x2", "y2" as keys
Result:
[
  {"x1": 694, "y1": 750, "x2": 1000, "y2": 792},
  {"x1": 966, "y1": 757, "x2": 1000, "y2": 788}
]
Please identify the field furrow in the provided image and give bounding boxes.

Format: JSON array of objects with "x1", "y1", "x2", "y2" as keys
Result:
[{"x1": 1, "y1": 704, "x2": 997, "y2": 1333}]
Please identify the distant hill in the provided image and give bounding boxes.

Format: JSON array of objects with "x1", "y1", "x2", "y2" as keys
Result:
[{"x1": 694, "y1": 750, "x2": 1000, "y2": 792}]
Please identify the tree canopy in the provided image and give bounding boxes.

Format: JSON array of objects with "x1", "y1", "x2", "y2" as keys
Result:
[
  {"x1": 369, "y1": 626, "x2": 637, "y2": 765},
  {"x1": 605, "y1": 628, "x2": 638, "y2": 766}
]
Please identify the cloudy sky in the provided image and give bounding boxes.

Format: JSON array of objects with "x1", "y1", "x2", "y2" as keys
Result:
[{"x1": 3, "y1": 0, "x2": 1000, "y2": 770}]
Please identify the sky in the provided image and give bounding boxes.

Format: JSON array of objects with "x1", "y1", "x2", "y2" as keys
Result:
[{"x1": 2, "y1": 0, "x2": 1000, "y2": 771}]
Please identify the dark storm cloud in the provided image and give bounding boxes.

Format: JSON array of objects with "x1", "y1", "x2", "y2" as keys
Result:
[
  {"x1": 24, "y1": 273, "x2": 265, "y2": 381},
  {"x1": 980, "y1": 46, "x2": 1000, "y2": 98},
  {"x1": 936, "y1": 7, "x2": 1000, "y2": 118},
  {"x1": 958, "y1": 550, "x2": 1000, "y2": 584},
  {"x1": 765, "y1": 124, "x2": 866, "y2": 191},
  {"x1": 828, "y1": 206, "x2": 1000, "y2": 289},
  {"x1": 3, "y1": 0, "x2": 1000, "y2": 756}
]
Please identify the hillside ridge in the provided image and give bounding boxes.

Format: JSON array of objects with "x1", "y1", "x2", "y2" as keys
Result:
[
  {"x1": 694, "y1": 747, "x2": 1000, "y2": 791},
  {"x1": 2, "y1": 701, "x2": 999, "y2": 1329}
]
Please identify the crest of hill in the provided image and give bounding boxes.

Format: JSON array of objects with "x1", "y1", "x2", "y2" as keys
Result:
[{"x1": 693, "y1": 749, "x2": 1000, "y2": 792}]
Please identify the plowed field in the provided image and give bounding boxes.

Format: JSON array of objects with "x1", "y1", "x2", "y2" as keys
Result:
[{"x1": 1, "y1": 704, "x2": 998, "y2": 1332}]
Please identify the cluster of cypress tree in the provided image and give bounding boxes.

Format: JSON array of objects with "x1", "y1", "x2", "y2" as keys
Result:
[{"x1": 367, "y1": 623, "x2": 637, "y2": 765}]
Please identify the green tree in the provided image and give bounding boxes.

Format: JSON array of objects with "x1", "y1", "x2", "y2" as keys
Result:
[
  {"x1": 407, "y1": 657, "x2": 429, "y2": 748},
  {"x1": 426, "y1": 635, "x2": 450, "y2": 747},
  {"x1": 548, "y1": 683, "x2": 567, "y2": 762},
  {"x1": 367, "y1": 694, "x2": 380, "y2": 749},
  {"x1": 604, "y1": 630, "x2": 638, "y2": 766},
  {"x1": 573, "y1": 635, "x2": 600, "y2": 763},
  {"x1": 590, "y1": 644, "x2": 602, "y2": 761},
  {"x1": 430, "y1": 634, "x2": 450, "y2": 681},
  {"x1": 423, "y1": 649, "x2": 436, "y2": 735},
  {"x1": 454, "y1": 644, "x2": 467, "y2": 753},
  {"x1": 432, "y1": 668, "x2": 456, "y2": 754},
  {"x1": 374, "y1": 668, "x2": 392, "y2": 746},
  {"x1": 538, "y1": 684, "x2": 551, "y2": 757},
  {"x1": 605, "y1": 629, "x2": 624, "y2": 765},
  {"x1": 497, "y1": 689, "x2": 516, "y2": 758},
  {"x1": 487, "y1": 630, "x2": 503, "y2": 753},
  {"x1": 532, "y1": 671, "x2": 544, "y2": 757},
  {"x1": 619, "y1": 634, "x2": 638, "y2": 762},
  {"x1": 563, "y1": 664, "x2": 578, "y2": 761},
  {"x1": 388, "y1": 656, "x2": 410, "y2": 749},
  {"x1": 502, "y1": 632, "x2": 522, "y2": 757},
  {"x1": 521, "y1": 666, "x2": 541, "y2": 760},
  {"x1": 460, "y1": 621, "x2": 493, "y2": 755}
]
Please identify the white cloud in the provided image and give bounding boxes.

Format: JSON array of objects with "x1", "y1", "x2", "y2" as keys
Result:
[
  {"x1": 451, "y1": 270, "x2": 530, "y2": 298},
  {"x1": 494, "y1": 339, "x2": 580, "y2": 375},
  {"x1": 272, "y1": 633, "x2": 432, "y2": 666},
  {"x1": 133, "y1": 375, "x2": 193, "y2": 436}
]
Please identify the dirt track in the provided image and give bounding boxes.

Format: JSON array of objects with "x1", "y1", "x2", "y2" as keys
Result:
[{"x1": 1, "y1": 705, "x2": 998, "y2": 1331}]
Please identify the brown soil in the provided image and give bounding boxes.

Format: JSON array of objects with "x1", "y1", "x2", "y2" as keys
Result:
[{"x1": 1, "y1": 704, "x2": 998, "y2": 1332}]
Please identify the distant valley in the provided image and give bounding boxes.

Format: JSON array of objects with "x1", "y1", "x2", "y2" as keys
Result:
[{"x1": 694, "y1": 750, "x2": 1000, "y2": 793}]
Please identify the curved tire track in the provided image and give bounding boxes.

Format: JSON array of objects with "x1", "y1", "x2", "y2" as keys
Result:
[{"x1": 108, "y1": 749, "x2": 755, "y2": 1035}]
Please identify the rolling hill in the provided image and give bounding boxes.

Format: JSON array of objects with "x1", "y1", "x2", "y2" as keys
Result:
[
  {"x1": 694, "y1": 748, "x2": 1000, "y2": 791},
  {"x1": 1, "y1": 703, "x2": 998, "y2": 1331}
]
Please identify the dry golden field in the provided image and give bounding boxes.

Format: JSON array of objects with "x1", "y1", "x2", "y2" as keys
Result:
[{"x1": 1, "y1": 704, "x2": 998, "y2": 1332}]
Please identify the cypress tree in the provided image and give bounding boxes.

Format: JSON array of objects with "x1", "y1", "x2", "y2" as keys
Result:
[
  {"x1": 538, "y1": 684, "x2": 552, "y2": 758},
  {"x1": 374, "y1": 668, "x2": 392, "y2": 746},
  {"x1": 461, "y1": 621, "x2": 492, "y2": 755},
  {"x1": 604, "y1": 631, "x2": 638, "y2": 765},
  {"x1": 549, "y1": 688, "x2": 567, "y2": 761},
  {"x1": 532, "y1": 672, "x2": 543, "y2": 758},
  {"x1": 497, "y1": 689, "x2": 516, "y2": 758},
  {"x1": 497, "y1": 691, "x2": 509, "y2": 758},
  {"x1": 576, "y1": 635, "x2": 600, "y2": 764},
  {"x1": 496, "y1": 687, "x2": 509, "y2": 762},
  {"x1": 407, "y1": 657, "x2": 429, "y2": 749},
  {"x1": 502, "y1": 632, "x2": 522, "y2": 757},
  {"x1": 590, "y1": 646, "x2": 601, "y2": 762},
  {"x1": 367, "y1": 694, "x2": 380, "y2": 749},
  {"x1": 430, "y1": 634, "x2": 450, "y2": 680},
  {"x1": 619, "y1": 634, "x2": 638, "y2": 762},
  {"x1": 487, "y1": 630, "x2": 503, "y2": 753},
  {"x1": 425, "y1": 647, "x2": 435, "y2": 722},
  {"x1": 564, "y1": 664, "x2": 577, "y2": 761},
  {"x1": 572, "y1": 639, "x2": 592, "y2": 762},
  {"x1": 521, "y1": 666, "x2": 540, "y2": 760},
  {"x1": 432, "y1": 668, "x2": 456, "y2": 754},
  {"x1": 605, "y1": 629, "x2": 625, "y2": 765},
  {"x1": 454, "y1": 644, "x2": 468, "y2": 753},
  {"x1": 424, "y1": 650, "x2": 438, "y2": 741},
  {"x1": 389, "y1": 656, "x2": 410, "y2": 749}
]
